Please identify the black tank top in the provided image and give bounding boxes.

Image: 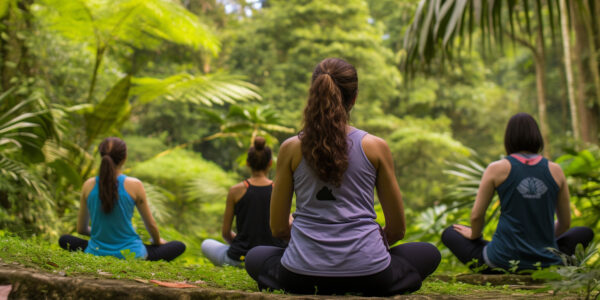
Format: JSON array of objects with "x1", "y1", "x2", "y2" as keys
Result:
[{"x1": 227, "y1": 180, "x2": 287, "y2": 261}]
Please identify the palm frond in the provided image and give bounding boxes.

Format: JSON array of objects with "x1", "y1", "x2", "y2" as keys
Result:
[
  {"x1": 0, "y1": 155, "x2": 52, "y2": 201},
  {"x1": 143, "y1": 182, "x2": 174, "y2": 224},
  {"x1": 402, "y1": 0, "x2": 560, "y2": 74},
  {"x1": 131, "y1": 73, "x2": 261, "y2": 106}
]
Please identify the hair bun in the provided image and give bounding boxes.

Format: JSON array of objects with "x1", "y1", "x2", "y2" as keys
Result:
[{"x1": 253, "y1": 136, "x2": 266, "y2": 150}]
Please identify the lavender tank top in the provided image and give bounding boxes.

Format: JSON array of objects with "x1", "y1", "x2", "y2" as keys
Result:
[{"x1": 281, "y1": 128, "x2": 391, "y2": 276}]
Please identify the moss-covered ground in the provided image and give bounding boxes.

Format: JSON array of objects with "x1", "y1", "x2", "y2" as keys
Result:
[{"x1": 0, "y1": 234, "x2": 578, "y2": 298}]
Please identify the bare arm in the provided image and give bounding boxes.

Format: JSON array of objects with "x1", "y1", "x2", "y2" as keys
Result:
[
  {"x1": 468, "y1": 167, "x2": 497, "y2": 239},
  {"x1": 363, "y1": 135, "x2": 405, "y2": 244},
  {"x1": 76, "y1": 179, "x2": 93, "y2": 236},
  {"x1": 222, "y1": 185, "x2": 241, "y2": 243},
  {"x1": 551, "y1": 163, "x2": 571, "y2": 237},
  {"x1": 130, "y1": 179, "x2": 164, "y2": 245},
  {"x1": 454, "y1": 160, "x2": 508, "y2": 240},
  {"x1": 270, "y1": 138, "x2": 297, "y2": 239}
]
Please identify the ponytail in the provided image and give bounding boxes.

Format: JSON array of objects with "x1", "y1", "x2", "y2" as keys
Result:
[
  {"x1": 99, "y1": 154, "x2": 118, "y2": 213},
  {"x1": 97, "y1": 137, "x2": 127, "y2": 213},
  {"x1": 300, "y1": 58, "x2": 358, "y2": 187}
]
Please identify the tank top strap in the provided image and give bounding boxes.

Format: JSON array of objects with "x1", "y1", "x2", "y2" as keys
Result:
[
  {"x1": 348, "y1": 128, "x2": 367, "y2": 142},
  {"x1": 505, "y1": 155, "x2": 522, "y2": 169},
  {"x1": 116, "y1": 174, "x2": 127, "y2": 189}
]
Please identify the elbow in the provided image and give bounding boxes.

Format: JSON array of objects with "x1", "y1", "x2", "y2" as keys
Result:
[
  {"x1": 147, "y1": 223, "x2": 159, "y2": 235},
  {"x1": 271, "y1": 228, "x2": 287, "y2": 239},
  {"x1": 77, "y1": 226, "x2": 88, "y2": 235},
  {"x1": 557, "y1": 219, "x2": 571, "y2": 231},
  {"x1": 270, "y1": 222, "x2": 288, "y2": 239},
  {"x1": 388, "y1": 232, "x2": 404, "y2": 244},
  {"x1": 221, "y1": 231, "x2": 231, "y2": 242},
  {"x1": 470, "y1": 213, "x2": 484, "y2": 225},
  {"x1": 384, "y1": 226, "x2": 405, "y2": 244}
]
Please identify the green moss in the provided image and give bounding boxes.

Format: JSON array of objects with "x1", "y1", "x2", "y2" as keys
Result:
[
  {"x1": 0, "y1": 233, "x2": 568, "y2": 297},
  {"x1": 0, "y1": 234, "x2": 256, "y2": 291}
]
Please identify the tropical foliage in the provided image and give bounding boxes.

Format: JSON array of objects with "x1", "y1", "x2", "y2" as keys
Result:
[{"x1": 0, "y1": 1, "x2": 599, "y2": 296}]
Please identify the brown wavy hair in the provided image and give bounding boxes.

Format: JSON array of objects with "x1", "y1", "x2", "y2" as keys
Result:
[
  {"x1": 300, "y1": 58, "x2": 358, "y2": 187},
  {"x1": 98, "y1": 137, "x2": 127, "y2": 213}
]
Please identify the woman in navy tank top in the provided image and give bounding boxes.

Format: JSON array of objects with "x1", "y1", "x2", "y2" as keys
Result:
[
  {"x1": 442, "y1": 113, "x2": 594, "y2": 272},
  {"x1": 244, "y1": 58, "x2": 441, "y2": 296},
  {"x1": 59, "y1": 137, "x2": 185, "y2": 261},
  {"x1": 201, "y1": 137, "x2": 287, "y2": 267}
]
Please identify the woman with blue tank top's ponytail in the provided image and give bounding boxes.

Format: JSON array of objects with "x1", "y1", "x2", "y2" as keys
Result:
[
  {"x1": 244, "y1": 58, "x2": 441, "y2": 296},
  {"x1": 59, "y1": 137, "x2": 185, "y2": 261},
  {"x1": 201, "y1": 137, "x2": 287, "y2": 267},
  {"x1": 442, "y1": 113, "x2": 594, "y2": 273}
]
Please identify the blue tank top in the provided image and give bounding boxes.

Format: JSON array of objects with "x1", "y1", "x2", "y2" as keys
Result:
[
  {"x1": 281, "y1": 129, "x2": 391, "y2": 276},
  {"x1": 85, "y1": 174, "x2": 147, "y2": 259},
  {"x1": 485, "y1": 156, "x2": 562, "y2": 269}
]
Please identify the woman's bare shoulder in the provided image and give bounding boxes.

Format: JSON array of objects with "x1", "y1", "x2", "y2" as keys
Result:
[
  {"x1": 280, "y1": 136, "x2": 301, "y2": 149},
  {"x1": 487, "y1": 159, "x2": 510, "y2": 170},
  {"x1": 485, "y1": 159, "x2": 511, "y2": 186},
  {"x1": 547, "y1": 161, "x2": 566, "y2": 186}
]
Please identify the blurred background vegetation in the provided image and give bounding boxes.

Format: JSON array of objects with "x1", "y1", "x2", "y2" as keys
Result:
[{"x1": 0, "y1": 0, "x2": 598, "y2": 271}]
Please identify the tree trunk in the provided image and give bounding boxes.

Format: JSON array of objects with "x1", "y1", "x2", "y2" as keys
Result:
[
  {"x1": 532, "y1": 31, "x2": 551, "y2": 157},
  {"x1": 571, "y1": 0, "x2": 599, "y2": 144},
  {"x1": 559, "y1": 0, "x2": 580, "y2": 145}
]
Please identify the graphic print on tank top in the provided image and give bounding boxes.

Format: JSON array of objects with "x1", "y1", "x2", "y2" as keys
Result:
[
  {"x1": 516, "y1": 177, "x2": 548, "y2": 199},
  {"x1": 316, "y1": 186, "x2": 336, "y2": 201}
]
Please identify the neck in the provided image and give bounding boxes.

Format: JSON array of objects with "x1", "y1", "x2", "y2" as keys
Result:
[{"x1": 250, "y1": 170, "x2": 268, "y2": 178}]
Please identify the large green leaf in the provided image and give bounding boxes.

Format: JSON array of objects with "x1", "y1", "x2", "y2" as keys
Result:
[
  {"x1": 84, "y1": 75, "x2": 131, "y2": 147},
  {"x1": 35, "y1": 0, "x2": 220, "y2": 55},
  {"x1": 48, "y1": 159, "x2": 82, "y2": 188},
  {"x1": 130, "y1": 73, "x2": 261, "y2": 106}
]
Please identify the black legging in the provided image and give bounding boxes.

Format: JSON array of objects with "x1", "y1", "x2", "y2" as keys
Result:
[
  {"x1": 58, "y1": 234, "x2": 186, "y2": 262},
  {"x1": 441, "y1": 226, "x2": 594, "y2": 273},
  {"x1": 245, "y1": 242, "x2": 441, "y2": 296}
]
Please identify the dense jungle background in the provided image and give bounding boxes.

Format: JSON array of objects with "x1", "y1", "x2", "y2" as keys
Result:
[{"x1": 1, "y1": 0, "x2": 599, "y2": 275}]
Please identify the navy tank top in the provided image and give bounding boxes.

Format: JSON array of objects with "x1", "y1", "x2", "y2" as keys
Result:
[
  {"x1": 485, "y1": 156, "x2": 562, "y2": 269},
  {"x1": 227, "y1": 180, "x2": 287, "y2": 261},
  {"x1": 281, "y1": 128, "x2": 391, "y2": 277}
]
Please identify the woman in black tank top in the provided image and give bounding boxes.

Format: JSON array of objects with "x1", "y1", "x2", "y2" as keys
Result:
[{"x1": 201, "y1": 137, "x2": 287, "y2": 267}]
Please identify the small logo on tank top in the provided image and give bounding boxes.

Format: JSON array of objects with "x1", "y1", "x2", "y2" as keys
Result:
[
  {"x1": 316, "y1": 186, "x2": 336, "y2": 201},
  {"x1": 516, "y1": 177, "x2": 548, "y2": 199}
]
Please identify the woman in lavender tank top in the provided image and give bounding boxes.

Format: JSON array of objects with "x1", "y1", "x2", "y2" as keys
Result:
[{"x1": 244, "y1": 58, "x2": 441, "y2": 296}]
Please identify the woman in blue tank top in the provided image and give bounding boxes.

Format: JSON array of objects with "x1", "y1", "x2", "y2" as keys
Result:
[
  {"x1": 244, "y1": 58, "x2": 441, "y2": 296},
  {"x1": 59, "y1": 137, "x2": 186, "y2": 261},
  {"x1": 442, "y1": 113, "x2": 594, "y2": 272},
  {"x1": 201, "y1": 137, "x2": 287, "y2": 267}
]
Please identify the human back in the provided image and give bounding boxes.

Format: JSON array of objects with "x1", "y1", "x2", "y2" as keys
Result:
[
  {"x1": 227, "y1": 179, "x2": 285, "y2": 260},
  {"x1": 246, "y1": 58, "x2": 440, "y2": 296},
  {"x1": 202, "y1": 137, "x2": 285, "y2": 266},
  {"x1": 484, "y1": 113, "x2": 568, "y2": 269},
  {"x1": 486, "y1": 155, "x2": 562, "y2": 269},
  {"x1": 281, "y1": 127, "x2": 390, "y2": 276},
  {"x1": 59, "y1": 137, "x2": 186, "y2": 261},
  {"x1": 443, "y1": 113, "x2": 593, "y2": 273},
  {"x1": 85, "y1": 174, "x2": 147, "y2": 259}
]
